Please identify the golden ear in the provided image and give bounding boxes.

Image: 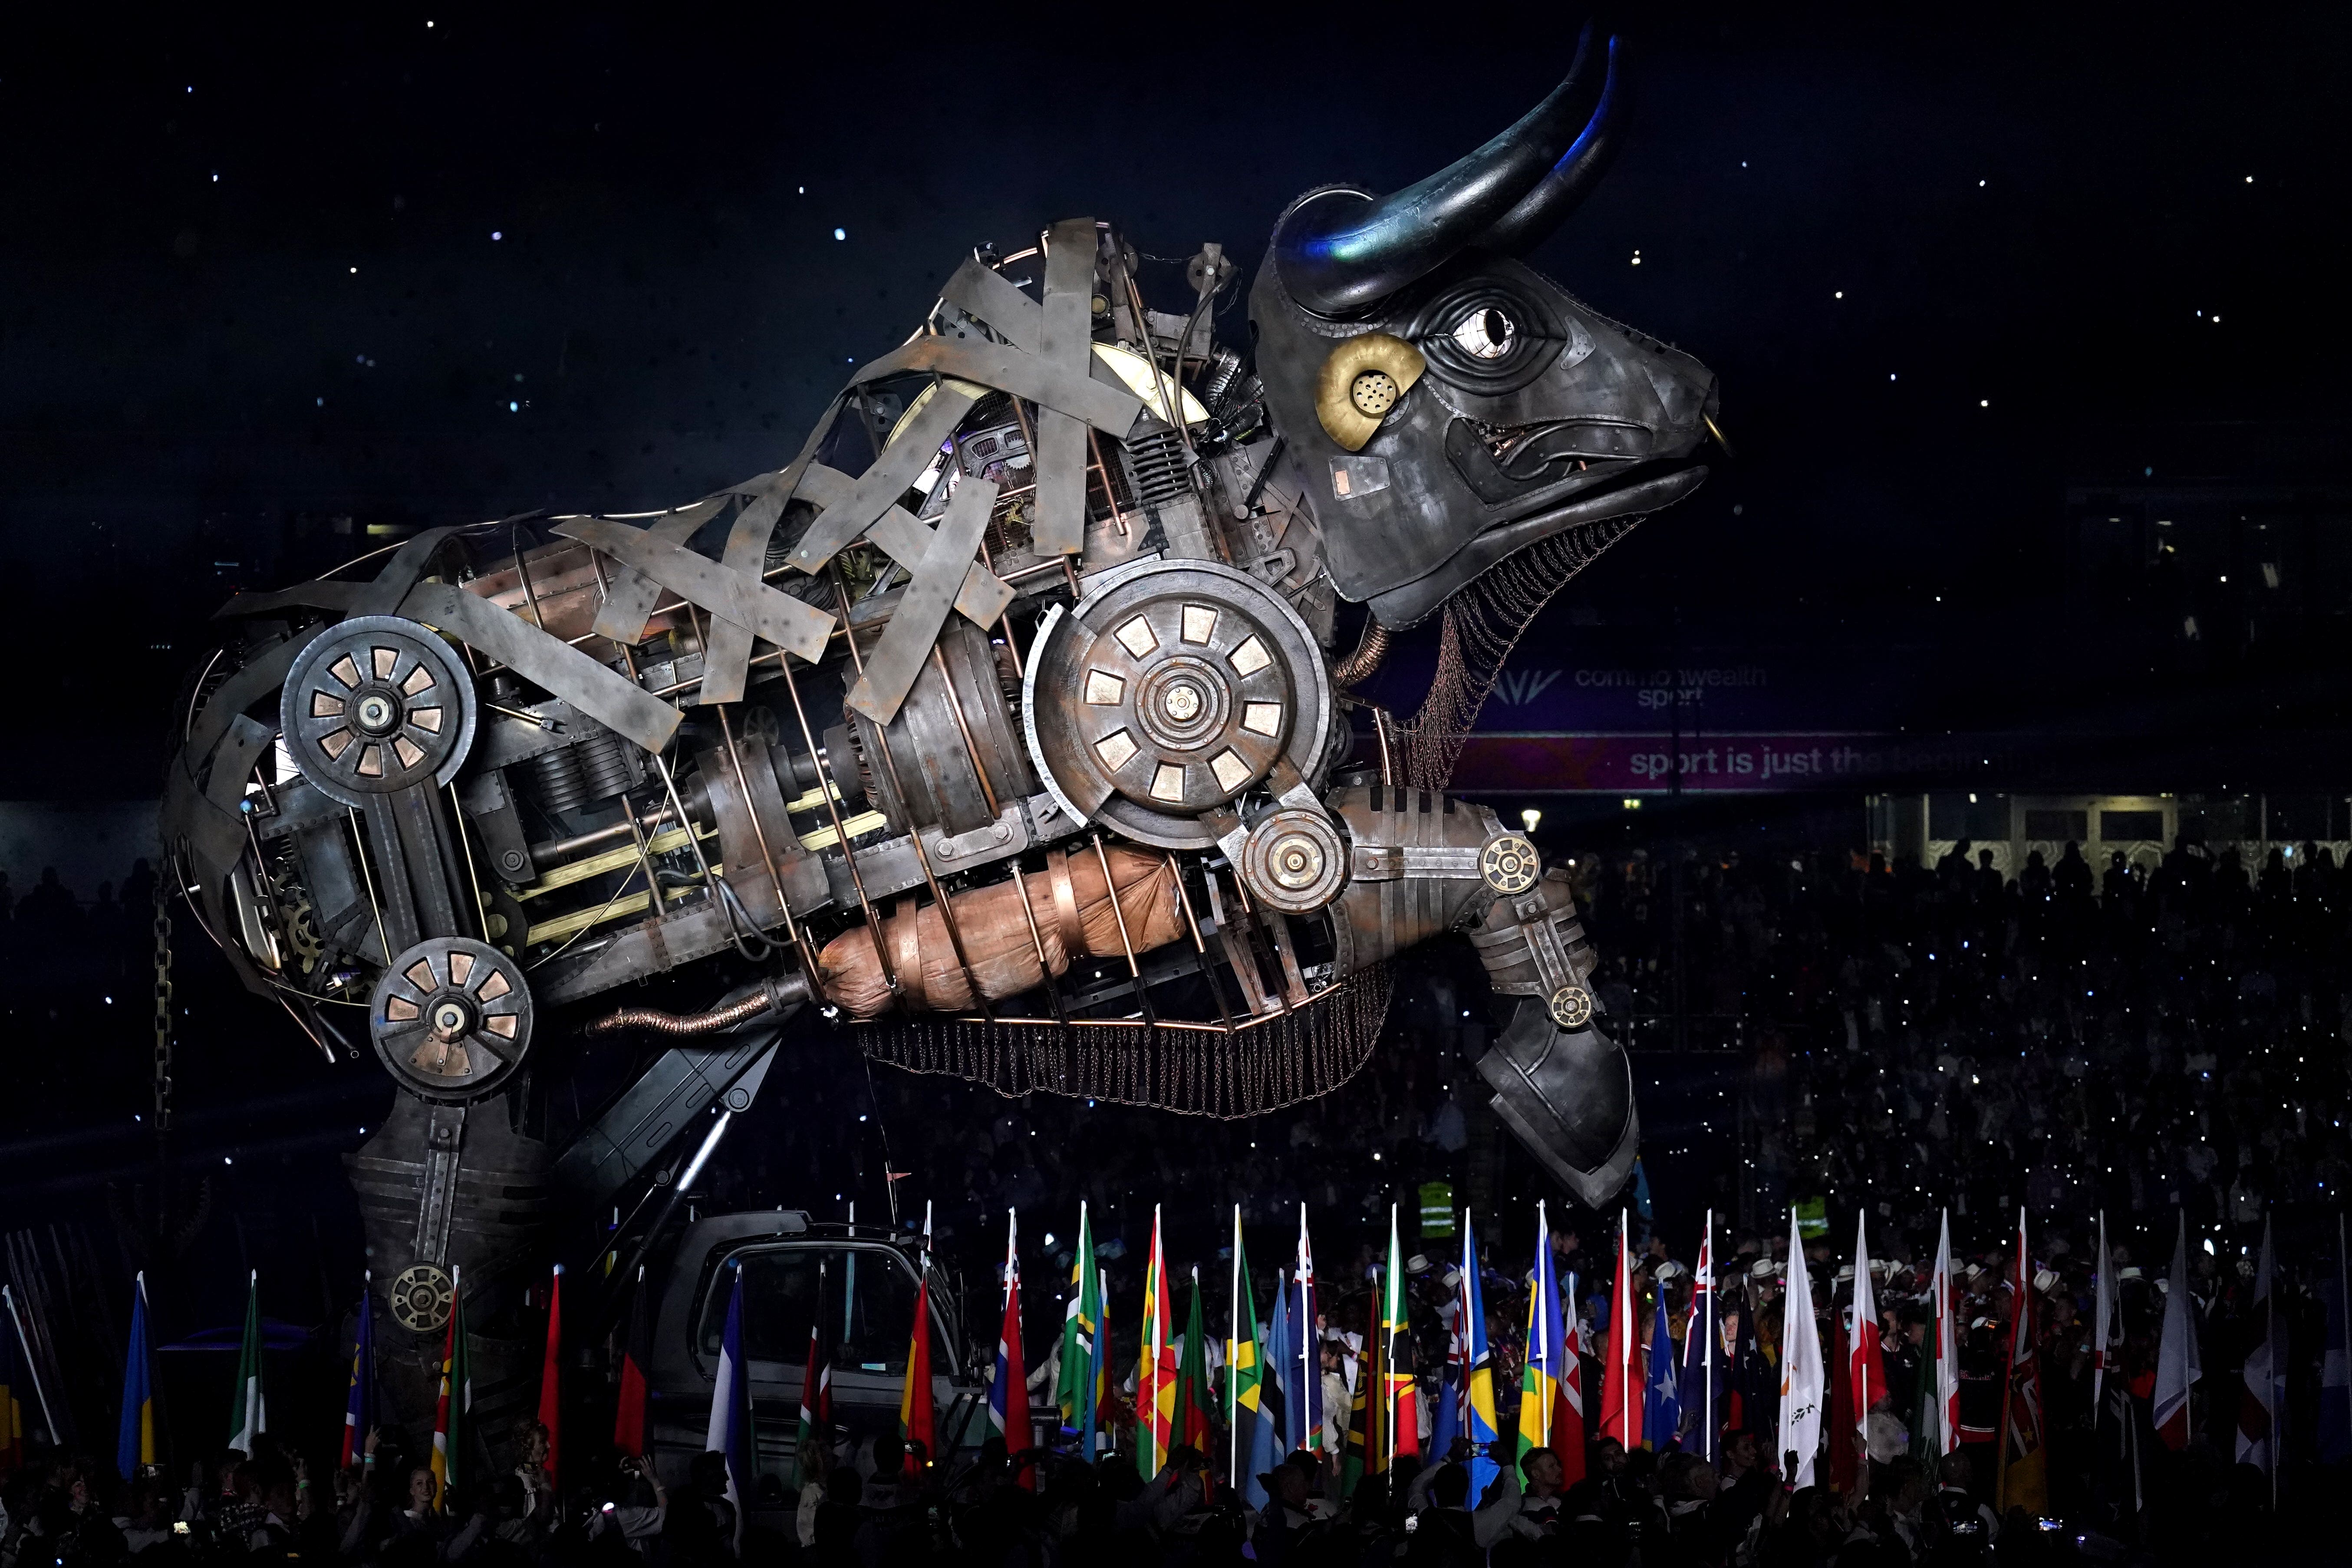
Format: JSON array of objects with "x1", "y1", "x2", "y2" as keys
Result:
[{"x1": 1314, "y1": 333, "x2": 1426, "y2": 452}]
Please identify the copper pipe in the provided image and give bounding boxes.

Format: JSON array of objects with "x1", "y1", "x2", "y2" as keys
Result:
[
  {"x1": 529, "y1": 807, "x2": 677, "y2": 868},
  {"x1": 585, "y1": 972, "x2": 808, "y2": 1036},
  {"x1": 1333, "y1": 619, "x2": 1393, "y2": 687}
]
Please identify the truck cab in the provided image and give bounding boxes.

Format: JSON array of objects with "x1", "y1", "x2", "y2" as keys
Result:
[{"x1": 646, "y1": 1209, "x2": 981, "y2": 1503}]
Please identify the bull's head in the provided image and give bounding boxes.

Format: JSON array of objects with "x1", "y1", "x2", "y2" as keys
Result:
[{"x1": 1250, "y1": 30, "x2": 1719, "y2": 626}]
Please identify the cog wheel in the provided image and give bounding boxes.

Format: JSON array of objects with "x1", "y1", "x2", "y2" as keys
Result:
[
  {"x1": 1479, "y1": 833, "x2": 1540, "y2": 895},
  {"x1": 1239, "y1": 808, "x2": 1347, "y2": 914},
  {"x1": 280, "y1": 616, "x2": 476, "y2": 808},
  {"x1": 369, "y1": 936, "x2": 532, "y2": 1101},
  {"x1": 388, "y1": 1263, "x2": 454, "y2": 1334},
  {"x1": 1548, "y1": 983, "x2": 1594, "y2": 1030}
]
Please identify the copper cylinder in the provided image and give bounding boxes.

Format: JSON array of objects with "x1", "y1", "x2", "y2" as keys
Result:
[{"x1": 817, "y1": 845, "x2": 1184, "y2": 1019}]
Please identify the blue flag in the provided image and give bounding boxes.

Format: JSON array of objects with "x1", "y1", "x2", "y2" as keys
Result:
[
  {"x1": 1643, "y1": 1282, "x2": 1680, "y2": 1451},
  {"x1": 1248, "y1": 1269, "x2": 1291, "y2": 1505},
  {"x1": 116, "y1": 1273, "x2": 154, "y2": 1479},
  {"x1": 1459, "y1": 1212, "x2": 1500, "y2": 1503},
  {"x1": 702, "y1": 1264, "x2": 753, "y2": 1548},
  {"x1": 342, "y1": 1282, "x2": 376, "y2": 1467}
]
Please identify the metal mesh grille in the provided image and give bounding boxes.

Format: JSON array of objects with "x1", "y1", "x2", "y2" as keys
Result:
[
  {"x1": 855, "y1": 963, "x2": 1392, "y2": 1117},
  {"x1": 1403, "y1": 517, "x2": 1641, "y2": 790}
]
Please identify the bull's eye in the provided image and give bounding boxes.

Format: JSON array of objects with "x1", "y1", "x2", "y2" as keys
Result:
[{"x1": 1451, "y1": 307, "x2": 1516, "y2": 360}]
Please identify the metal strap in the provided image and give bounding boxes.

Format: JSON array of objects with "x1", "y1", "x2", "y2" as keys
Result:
[
  {"x1": 787, "y1": 386, "x2": 977, "y2": 574},
  {"x1": 589, "y1": 497, "x2": 728, "y2": 643},
  {"x1": 552, "y1": 515, "x2": 835, "y2": 665},
  {"x1": 1034, "y1": 217, "x2": 1102, "y2": 558},
  {"x1": 941, "y1": 256, "x2": 1043, "y2": 354},
  {"x1": 843, "y1": 477, "x2": 998, "y2": 725},
  {"x1": 848, "y1": 334, "x2": 1141, "y2": 438},
  {"x1": 797, "y1": 464, "x2": 1013, "y2": 627},
  {"x1": 400, "y1": 582, "x2": 682, "y2": 753},
  {"x1": 1046, "y1": 847, "x2": 1085, "y2": 957},
  {"x1": 699, "y1": 412, "x2": 844, "y2": 698},
  {"x1": 892, "y1": 897, "x2": 927, "y2": 1012},
  {"x1": 212, "y1": 581, "x2": 365, "y2": 619},
  {"x1": 352, "y1": 525, "x2": 466, "y2": 616}
]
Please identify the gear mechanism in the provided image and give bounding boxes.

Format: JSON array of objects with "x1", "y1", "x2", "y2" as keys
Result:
[
  {"x1": 369, "y1": 936, "x2": 533, "y2": 1101},
  {"x1": 280, "y1": 616, "x2": 477, "y2": 807}
]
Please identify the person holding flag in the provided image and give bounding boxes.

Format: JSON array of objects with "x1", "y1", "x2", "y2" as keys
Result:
[
  {"x1": 1249, "y1": 1264, "x2": 1290, "y2": 1509},
  {"x1": 116, "y1": 1272, "x2": 154, "y2": 1482},
  {"x1": 1599, "y1": 1211, "x2": 1641, "y2": 1453},
  {"x1": 1777, "y1": 1209, "x2": 1824, "y2": 1489},
  {"x1": 341, "y1": 1273, "x2": 376, "y2": 1470},
  {"x1": 534, "y1": 1264, "x2": 563, "y2": 1496},
  {"x1": 1381, "y1": 1205, "x2": 1419, "y2": 1469},
  {"x1": 1679, "y1": 1219, "x2": 1719, "y2": 1461},
  {"x1": 2152, "y1": 1209, "x2": 2201, "y2": 1451},
  {"x1": 430, "y1": 1267, "x2": 469, "y2": 1510},
  {"x1": 229, "y1": 1270, "x2": 266, "y2": 1460},
  {"x1": 1843, "y1": 1215, "x2": 1886, "y2": 1496},
  {"x1": 989, "y1": 1210, "x2": 1035, "y2": 1488},
  {"x1": 1058, "y1": 1202, "x2": 1105, "y2": 1461},
  {"x1": 1175, "y1": 1267, "x2": 1216, "y2": 1465},
  {"x1": 614, "y1": 1266, "x2": 653, "y2": 1459},
  {"x1": 703, "y1": 1261, "x2": 751, "y2": 1550},
  {"x1": 1917, "y1": 1211, "x2": 1959, "y2": 1459},
  {"x1": 1556, "y1": 1266, "x2": 1588, "y2": 1486},
  {"x1": 1995, "y1": 1208, "x2": 2047, "y2": 1512},
  {"x1": 797, "y1": 1262, "x2": 831, "y2": 1489},
  {"x1": 1136, "y1": 1206, "x2": 1176, "y2": 1479}
]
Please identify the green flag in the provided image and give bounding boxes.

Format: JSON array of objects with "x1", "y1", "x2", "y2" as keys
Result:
[
  {"x1": 1174, "y1": 1268, "x2": 1213, "y2": 1452},
  {"x1": 432, "y1": 1269, "x2": 471, "y2": 1509},
  {"x1": 1226, "y1": 1208, "x2": 1262, "y2": 1483},
  {"x1": 1057, "y1": 1203, "x2": 1104, "y2": 1458},
  {"x1": 228, "y1": 1271, "x2": 265, "y2": 1456}
]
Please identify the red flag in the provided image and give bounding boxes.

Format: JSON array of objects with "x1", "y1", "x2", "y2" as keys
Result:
[
  {"x1": 900, "y1": 1273, "x2": 937, "y2": 1473},
  {"x1": 1555, "y1": 1271, "x2": 1588, "y2": 1484},
  {"x1": 613, "y1": 1266, "x2": 651, "y2": 1456},
  {"x1": 536, "y1": 1265, "x2": 563, "y2": 1489},
  {"x1": 1599, "y1": 1217, "x2": 1642, "y2": 1450},
  {"x1": 989, "y1": 1213, "x2": 1035, "y2": 1489},
  {"x1": 1836, "y1": 1215, "x2": 1887, "y2": 1494}
]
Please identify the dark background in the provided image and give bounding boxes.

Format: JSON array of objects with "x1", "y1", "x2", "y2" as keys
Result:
[{"x1": 0, "y1": 2, "x2": 2346, "y2": 1454}]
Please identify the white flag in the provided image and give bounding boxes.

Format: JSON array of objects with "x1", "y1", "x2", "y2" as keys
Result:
[
  {"x1": 2152, "y1": 1210, "x2": 2202, "y2": 1449},
  {"x1": 2236, "y1": 1215, "x2": 2277, "y2": 1475},
  {"x1": 1777, "y1": 1209, "x2": 1825, "y2": 1488}
]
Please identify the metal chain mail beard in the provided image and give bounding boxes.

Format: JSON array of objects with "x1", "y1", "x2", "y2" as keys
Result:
[
  {"x1": 1403, "y1": 517, "x2": 1643, "y2": 791},
  {"x1": 855, "y1": 962, "x2": 1392, "y2": 1117}
]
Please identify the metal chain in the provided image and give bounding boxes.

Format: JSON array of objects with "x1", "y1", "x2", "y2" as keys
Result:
[{"x1": 152, "y1": 876, "x2": 174, "y2": 1136}]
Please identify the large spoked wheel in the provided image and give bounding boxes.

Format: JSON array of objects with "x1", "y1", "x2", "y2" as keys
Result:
[
  {"x1": 280, "y1": 616, "x2": 476, "y2": 807},
  {"x1": 370, "y1": 936, "x2": 533, "y2": 1101}
]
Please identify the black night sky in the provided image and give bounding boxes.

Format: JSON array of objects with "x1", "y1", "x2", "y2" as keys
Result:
[{"x1": 6, "y1": 7, "x2": 2348, "y2": 794}]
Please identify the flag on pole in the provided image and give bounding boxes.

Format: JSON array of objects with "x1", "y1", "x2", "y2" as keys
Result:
[
  {"x1": 341, "y1": 1276, "x2": 376, "y2": 1470},
  {"x1": 797, "y1": 1262, "x2": 831, "y2": 1488},
  {"x1": 1430, "y1": 1252, "x2": 1465, "y2": 1465},
  {"x1": 2090, "y1": 1211, "x2": 2142, "y2": 1520},
  {"x1": 1382, "y1": 1205, "x2": 1418, "y2": 1464},
  {"x1": 1456, "y1": 1212, "x2": 1501, "y2": 1501},
  {"x1": 1777, "y1": 1210, "x2": 1824, "y2": 1489},
  {"x1": 901, "y1": 1265, "x2": 938, "y2": 1472},
  {"x1": 536, "y1": 1265, "x2": 563, "y2": 1489},
  {"x1": 1599, "y1": 1211, "x2": 1641, "y2": 1451},
  {"x1": 1556, "y1": 1269, "x2": 1588, "y2": 1485},
  {"x1": 1229, "y1": 1210, "x2": 1265, "y2": 1503},
  {"x1": 1341, "y1": 1284, "x2": 1385, "y2": 1495},
  {"x1": 1058, "y1": 1203, "x2": 1104, "y2": 1459},
  {"x1": 430, "y1": 1268, "x2": 470, "y2": 1510},
  {"x1": 116, "y1": 1272, "x2": 154, "y2": 1480},
  {"x1": 989, "y1": 1210, "x2": 1034, "y2": 1486},
  {"x1": 1845, "y1": 1214, "x2": 1886, "y2": 1493},
  {"x1": 1680, "y1": 1220, "x2": 1722, "y2": 1460},
  {"x1": 614, "y1": 1266, "x2": 652, "y2": 1456},
  {"x1": 2092, "y1": 1213, "x2": 2118, "y2": 1411},
  {"x1": 703, "y1": 1262, "x2": 751, "y2": 1548},
  {"x1": 1295, "y1": 1206, "x2": 1321, "y2": 1453},
  {"x1": 0, "y1": 1300, "x2": 21, "y2": 1472},
  {"x1": 2323, "y1": 1215, "x2": 2352, "y2": 1465},
  {"x1": 2236, "y1": 1214, "x2": 2277, "y2": 1481},
  {"x1": 2152, "y1": 1210, "x2": 2201, "y2": 1450},
  {"x1": 1175, "y1": 1268, "x2": 1215, "y2": 1454},
  {"x1": 1919, "y1": 1211, "x2": 1959, "y2": 1456},
  {"x1": 228, "y1": 1270, "x2": 266, "y2": 1458},
  {"x1": 1136, "y1": 1206, "x2": 1176, "y2": 1477},
  {"x1": 1248, "y1": 1264, "x2": 1288, "y2": 1508},
  {"x1": 1516, "y1": 1202, "x2": 1569, "y2": 1465},
  {"x1": 1643, "y1": 1270, "x2": 1680, "y2": 1452},
  {"x1": 1995, "y1": 1209, "x2": 2046, "y2": 1512}
]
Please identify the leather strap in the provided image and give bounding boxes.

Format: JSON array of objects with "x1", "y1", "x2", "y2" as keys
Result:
[{"x1": 1046, "y1": 847, "x2": 1085, "y2": 958}]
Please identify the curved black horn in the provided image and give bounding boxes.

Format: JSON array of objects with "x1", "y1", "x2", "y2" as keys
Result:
[
  {"x1": 1479, "y1": 34, "x2": 1627, "y2": 257},
  {"x1": 1273, "y1": 26, "x2": 1608, "y2": 317}
]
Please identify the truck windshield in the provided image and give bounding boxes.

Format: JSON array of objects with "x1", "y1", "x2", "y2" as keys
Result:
[{"x1": 699, "y1": 1245, "x2": 921, "y2": 1373}]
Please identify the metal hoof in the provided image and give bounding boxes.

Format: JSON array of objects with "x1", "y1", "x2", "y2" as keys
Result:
[{"x1": 1474, "y1": 997, "x2": 1639, "y2": 1207}]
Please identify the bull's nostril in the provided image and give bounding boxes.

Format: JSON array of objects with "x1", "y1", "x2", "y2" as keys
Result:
[{"x1": 1350, "y1": 370, "x2": 1399, "y2": 416}]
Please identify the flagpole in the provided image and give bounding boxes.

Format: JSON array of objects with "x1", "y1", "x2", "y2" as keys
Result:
[
  {"x1": 1385, "y1": 1202, "x2": 1398, "y2": 1476},
  {"x1": 2266, "y1": 1212, "x2": 2279, "y2": 1512},
  {"x1": 1232, "y1": 1211, "x2": 1246, "y2": 1472},
  {"x1": 1298, "y1": 1202, "x2": 1314, "y2": 1459},
  {"x1": 1703, "y1": 1211, "x2": 1715, "y2": 1463},
  {"x1": 1536, "y1": 1200, "x2": 1552, "y2": 1449}
]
